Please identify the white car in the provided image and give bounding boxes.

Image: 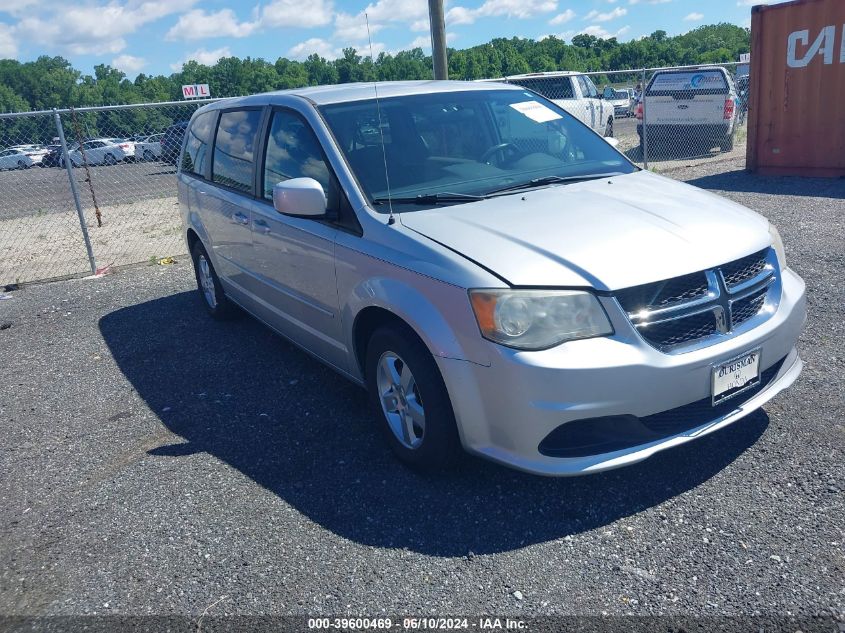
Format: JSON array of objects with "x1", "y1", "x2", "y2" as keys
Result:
[
  {"x1": 67, "y1": 138, "x2": 135, "y2": 166},
  {"x1": 636, "y1": 66, "x2": 739, "y2": 154},
  {"x1": 135, "y1": 133, "x2": 164, "y2": 161},
  {"x1": 482, "y1": 71, "x2": 615, "y2": 137},
  {"x1": 0, "y1": 148, "x2": 34, "y2": 170},
  {"x1": 10, "y1": 144, "x2": 51, "y2": 165}
]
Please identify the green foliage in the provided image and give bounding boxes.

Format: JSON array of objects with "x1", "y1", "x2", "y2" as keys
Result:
[{"x1": 0, "y1": 23, "x2": 749, "y2": 113}]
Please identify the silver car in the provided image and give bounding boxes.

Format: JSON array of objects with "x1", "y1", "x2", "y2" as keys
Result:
[{"x1": 177, "y1": 81, "x2": 806, "y2": 476}]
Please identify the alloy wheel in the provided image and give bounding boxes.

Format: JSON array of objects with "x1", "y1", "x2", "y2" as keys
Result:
[{"x1": 376, "y1": 351, "x2": 425, "y2": 449}]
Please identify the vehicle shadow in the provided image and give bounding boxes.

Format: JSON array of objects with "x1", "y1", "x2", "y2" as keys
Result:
[
  {"x1": 685, "y1": 170, "x2": 845, "y2": 198},
  {"x1": 99, "y1": 290, "x2": 769, "y2": 556}
]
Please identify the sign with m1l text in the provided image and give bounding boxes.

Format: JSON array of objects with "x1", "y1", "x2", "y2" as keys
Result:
[{"x1": 182, "y1": 84, "x2": 211, "y2": 99}]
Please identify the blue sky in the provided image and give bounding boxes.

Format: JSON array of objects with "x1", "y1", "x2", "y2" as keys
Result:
[{"x1": 0, "y1": 0, "x2": 767, "y2": 78}]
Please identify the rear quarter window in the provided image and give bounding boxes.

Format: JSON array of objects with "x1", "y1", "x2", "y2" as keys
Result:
[
  {"x1": 211, "y1": 109, "x2": 262, "y2": 193},
  {"x1": 182, "y1": 111, "x2": 216, "y2": 176}
]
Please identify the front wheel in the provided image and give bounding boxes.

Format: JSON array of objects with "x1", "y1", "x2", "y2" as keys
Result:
[
  {"x1": 143, "y1": 149, "x2": 155, "y2": 162},
  {"x1": 104, "y1": 153, "x2": 117, "y2": 166},
  {"x1": 365, "y1": 324, "x2": 462, "y2": 471}
]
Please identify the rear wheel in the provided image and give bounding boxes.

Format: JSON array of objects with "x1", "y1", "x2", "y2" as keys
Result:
[
  {"x1": 604, "y1": 117, "x2": 614, "y2": 137},
  {"x1": 143, "y1": 149, "x2": 155, "y2": 162},
  {"x1": 16, "y1": 160, "x2": 26, "y2": 169},
  {"x1": 190, "y1": 241, "x2": 239, "y2": 320},
  {"x1": 365, "y1": 324, "x2": 462, "y2": 471},
  {"x1": 719, "y1": 132, "x2": 735, "y2": 152}
]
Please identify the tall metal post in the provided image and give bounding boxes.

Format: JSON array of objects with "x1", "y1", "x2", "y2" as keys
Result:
[
  {"x1": 641, "y1": 68, "x2": 649, "y2": 169},
  {"x1": 428, "y1": 0, "x2": 448, "y2": 79},
  {"x1": 54, "y1": 109, "x2": 97, "y2": 275}
]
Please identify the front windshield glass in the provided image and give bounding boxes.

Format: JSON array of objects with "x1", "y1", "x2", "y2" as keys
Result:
[{"x1": 319, "y1": 89, "x2": 636, "y2": 210}]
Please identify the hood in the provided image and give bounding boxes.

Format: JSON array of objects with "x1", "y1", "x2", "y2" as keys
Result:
[{"x1": 399, "y1": 170, "x2": 770, "y2": 291}]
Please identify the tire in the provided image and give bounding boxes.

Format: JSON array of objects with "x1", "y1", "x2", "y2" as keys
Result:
[
  {"x1": 16, "y1": 160, "x2": 25, "y2": 169},
  {"x1": 190, "y1": 241, "x2": 239, "y2": 320},
  {"x1": 604, "y1": 116, "x2": 614, "y2": 138},
  {"x1": 365, "y1": 324, "x2": 462, "y2": 471},
  {"x1": 143, "y1": 149, "x2": 155, "y2": 162},
  {"x1": 104, "y1": 153, "x2": 117, "y2": 166},
  {"x1": 720, "y1": 133, "x2": 735, "y2": 152}
]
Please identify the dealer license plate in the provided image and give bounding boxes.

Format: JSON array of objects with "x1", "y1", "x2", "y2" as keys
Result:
[{"x1": 712, "y1": 349, "x2": 761, "y2": 405}]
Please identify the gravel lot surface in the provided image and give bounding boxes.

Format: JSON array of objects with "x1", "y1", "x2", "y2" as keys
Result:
[{"x1": 0, "y1": 163, "x2": 842, "y2": 623}]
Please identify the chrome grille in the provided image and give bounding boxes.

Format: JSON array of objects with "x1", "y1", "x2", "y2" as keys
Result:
[
  {"x1": 616, "y1": 248, "x2": 779, "y2": 353},
  {"x1": 721, "y1": 249, "x2": 769, "y2": 289}
]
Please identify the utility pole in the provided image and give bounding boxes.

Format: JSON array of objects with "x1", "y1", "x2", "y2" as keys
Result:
[{"x1": 428, "y1": 0, "x2": 448, "y2": 79}]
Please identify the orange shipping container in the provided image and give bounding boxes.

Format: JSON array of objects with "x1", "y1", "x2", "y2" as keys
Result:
[{"x1": 747, "y1": 0, "x2": 845, "y2": 177}]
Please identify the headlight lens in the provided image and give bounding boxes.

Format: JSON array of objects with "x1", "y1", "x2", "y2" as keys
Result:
[
  {"x1": 469, "y1": 289, "x2": 613, "y2": 350},
  {"x1": 769, "y1": 224, "x2": 787, "y2": 270}
]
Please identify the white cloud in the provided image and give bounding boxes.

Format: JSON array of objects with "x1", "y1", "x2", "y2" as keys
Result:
[
  {"x1": 164, "y1": 0, "x2": 331, "y2": 44},
  {"x1": 683, "y1": 12, "x2": 704, "y2": 20},
  {"x1": 406, "y1": 31, "x2": 456, "y2": 51},
  {"x1": 166, "y1": 9, "x2": 258, "y2": 40},
  {"x1": 0, "y1": 0, "x2": 41, "y2": 18},
  {"x1": 112, "y1": 54, "x2": 145, "y2": 74},
  {"x1": 549, "y1": 9, "x2": 575, "y2": 25},
  {"x1": 14, "y1": 0, "x2": 197, "y2": 55},
  {"x1": 288, "y1": 38, "x2": 341, "y2": 60},
  {"x1": 0, "y1": 23, "x2": 17, "y2": 58},
  {"x1": 410, "y1": 18, "x2": 429, "y2": 31},
  {"x1": 578, "y1": 24, "x2": 630, "y2": 38},
  {"x1": 261, "y1": 0, "x2": 333, "y2": 28},
  {"x1": 333, "y1": 12, "x2": 384, "y2": 41},
  {"x1": 447, "y1": 0, "x2": 558, "y2": 26},
  {"x1": 170, "y1": 46, "x2": 231, "y2": 70},
  {"x1": 584, "y1": 7, "x2": 627, "y2": 21}
]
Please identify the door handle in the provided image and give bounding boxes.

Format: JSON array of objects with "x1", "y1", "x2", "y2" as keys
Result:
[
  {"x1": 253, "y1": 218, "x2": 271, "y2": 234},
  {"x1": 232, "y1": 212, "x2": 249, "y2": 226}
]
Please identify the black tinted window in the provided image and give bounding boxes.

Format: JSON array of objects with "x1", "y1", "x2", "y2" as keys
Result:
[
  {"x1": 510, "y1": 77, "x2": 574, "y2": 100},
  {"x1": 182, "y1": 111, "x2": 216, "y2": 176},
  {"x1": 262, "y1": 110, "x2": 330, "y2": 199},
  {"x1": 212, "y1": 109, "x2": 262, "y2": 193}
]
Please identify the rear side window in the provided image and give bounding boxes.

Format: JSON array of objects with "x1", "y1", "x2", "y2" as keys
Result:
[
  {"x1": 647, "y1": 71, "x2": 728, "y2": 96},
  {"x1": 262, "y1": 110, "x2": 331, "y2": 199},
  {"x1": 510, "y1": 77, "x2": 574, "y2": 100},
  {"x1": 212, "y1": 109, "x2": 262, "y2": 193},
  {"x1": 182, "y1": 111, "x2": 216, "y2": 176}
]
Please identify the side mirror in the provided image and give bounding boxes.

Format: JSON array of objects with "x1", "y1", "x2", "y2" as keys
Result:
[
  {"x1": 604, "y1": 136, "x2": 620, "y2": 148},
  {"x1": 273, "y1": 177, "x2": 327, "y2": 217}
]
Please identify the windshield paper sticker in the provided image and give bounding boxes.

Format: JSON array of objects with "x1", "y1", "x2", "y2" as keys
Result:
[{"x1": 509, "y1": 100, "x2": 562, "y2": 123}]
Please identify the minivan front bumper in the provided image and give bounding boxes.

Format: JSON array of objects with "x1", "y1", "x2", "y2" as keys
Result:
[{"x1": 437, "y1": 267, "x2": 806, "y2": 476}]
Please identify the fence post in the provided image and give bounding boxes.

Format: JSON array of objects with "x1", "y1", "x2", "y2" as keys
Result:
[
  {"x1": 53, "y1": 109, "x2": 97, "y2": 275},
  {"x1": 641, "y1": 68, "x2": 649, "y2": 169}
]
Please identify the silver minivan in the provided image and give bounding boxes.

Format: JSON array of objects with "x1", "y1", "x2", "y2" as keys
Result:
[{"x1": 177, "y1": 81, "x2": 806, "y2": 476}]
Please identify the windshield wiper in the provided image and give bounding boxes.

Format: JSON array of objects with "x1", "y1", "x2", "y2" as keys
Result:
[
  {"x1": 372, "y1": 192, "x2": 487, "y2": 205},
  {"x1": 486, "y1": 173, "x2": 623, "y2": 196}
]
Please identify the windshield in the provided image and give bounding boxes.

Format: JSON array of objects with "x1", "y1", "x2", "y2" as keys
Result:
[{"x1": 319, "y1": 89, "x2": 635, "y2": 210}]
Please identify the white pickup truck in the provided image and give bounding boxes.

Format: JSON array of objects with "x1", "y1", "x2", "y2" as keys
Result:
[
  {"x1": 482, "y1": 72, "x2": 615, "y2": 138},
  {"x1": 635, "y1": 66, "x2": 739, "y2": 154}
]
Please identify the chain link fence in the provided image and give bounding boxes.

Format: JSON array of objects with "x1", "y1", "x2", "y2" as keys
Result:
[
  {"x1": 489, "y1": 61, "x2": 749, "y2": 170},
  {"x1": 0, "y1": 62, "x2": 751, "y2": 286},
  {"x1": 0, "y1": 99, "x2": 219, "y2": 286}
]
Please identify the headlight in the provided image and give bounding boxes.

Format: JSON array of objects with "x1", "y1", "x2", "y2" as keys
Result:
[
  {"x1": 469, "y1": 289, "x2": 613, "y2": 350},
  {"x1": 769, "y1": 224, "x2": 787, "y2": 270}
]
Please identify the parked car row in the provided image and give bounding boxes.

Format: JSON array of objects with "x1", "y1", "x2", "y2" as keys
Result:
[{"x1": 1, "y1": 126, "x2": 188, "y2": 171}]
